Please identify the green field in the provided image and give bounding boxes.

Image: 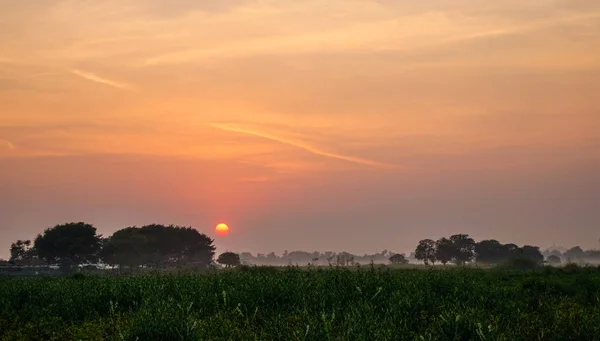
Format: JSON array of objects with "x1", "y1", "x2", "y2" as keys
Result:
[{"x1": 1, "y1": 266, "x2": 599, "y2": 340}]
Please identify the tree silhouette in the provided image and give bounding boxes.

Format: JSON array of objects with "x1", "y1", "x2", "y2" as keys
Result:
[
  {"x1": 336, "y1": 252, "x2": 355, "y2": 266},
  {"x1": 449, "y1": 234, "x2": 475, "y2": 265},
  {"x1": 34, "y1": 222, "x2": 102, "y2": 269},
  {"x1": 389, "y1": 253, "x2": 409, "y2": 265},
  {"x1": 474, "y1": 239, "x2": 509, "y2": 264},
  {"x1": 100, "y1": 227, "x2": 148, "y2": 268},
  {"x1": 9, "y1": 240, "x2": 37, "y2": 266},
  {"x1": 546, "y1": 254, "x2": 561, "y2": 265},
  {"x1": 101, "y1": 225, "x2": 215, "y2": 269},
  {"x1": 520, "y1": 245, "x2": 544, "y2": 264},
  {"x1": 414, "y1": 239, "x2": 436, "y2": 265},
  {"x1": 217, "y1": 252, "x2": 241, "y2": 268},
  {"x1": 435, "y1": 238, "x2": 454, "y2": 265},
  {"x1": 565, "y1": 246, "x2": 585, "y2": 261}
]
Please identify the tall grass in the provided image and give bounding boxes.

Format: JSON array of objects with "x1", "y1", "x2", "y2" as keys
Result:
[{"x1": 1, "y1": 266, "x2": 599, "y2": 340}]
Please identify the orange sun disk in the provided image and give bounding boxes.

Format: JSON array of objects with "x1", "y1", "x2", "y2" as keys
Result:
[{"x1": 215, "y1": 223, "x2": 230, "y2": 236}]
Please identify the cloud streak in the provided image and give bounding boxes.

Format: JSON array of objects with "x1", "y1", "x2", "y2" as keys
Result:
[
  {"x1": 209, "y1": 123, "x2": 397, "y2": 169},
  {"x1": 70, "y1": 69, "x2": 138, "y2": 92},
  {"x1": 0, "y1": 139, "x2": 16, "y2": 150}
]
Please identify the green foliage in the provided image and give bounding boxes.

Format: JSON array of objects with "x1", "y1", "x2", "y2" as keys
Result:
[{"x1": 1, "y1": 267, "x2": 600, "y2": 340}]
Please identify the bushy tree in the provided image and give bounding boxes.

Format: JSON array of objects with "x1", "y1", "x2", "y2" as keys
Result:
[
  {"x1": 565, "y1": 246, "x2": 585, "y2": 260},
  {"x1": 520, "y1": 245, "x2": 544, "y2": 264},
  {"x1": 414, "y1": 239, "x2": 436, "y2": 265},
  {"x1": 474, "y1": 239, "x2": 506, "y2": 264},
  {"x1": 34, "y1": 222, "x2": 102, "y2": 268},
  {"x1": 435, "y1": 238, "x2": 454, "y2": 265},
  {"x1": 217, "y1": 252, "x2": 241, "y2": 268},
  {"x1": 101, "y1": 224, "x2": 216, "y2": 269},
  {"x1": 449, "y1": 234, "x2": 475, "y2": 265},
  {"x1": 389, "y1": 253, "x2": 409, "y2": 265}
]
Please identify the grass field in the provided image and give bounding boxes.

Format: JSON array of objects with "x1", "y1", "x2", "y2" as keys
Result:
[{"x1": 1, "y1": 266, "x2": 599, "y2": 340}]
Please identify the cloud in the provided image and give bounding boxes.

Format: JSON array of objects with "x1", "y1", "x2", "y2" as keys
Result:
[
  {"x1": 0, "y1": 139, "x2": 16, "y2": 150},
  {"x1": 209, "y1": 123, "x2": 397, "y2": 169},
  {"x1": 69, "y1": 69, "x2": 138, "y2": 92}
]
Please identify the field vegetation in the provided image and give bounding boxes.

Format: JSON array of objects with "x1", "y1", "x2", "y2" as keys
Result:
[{"x1": 1, "y1": 265, "x2": 600, "y2": 340}]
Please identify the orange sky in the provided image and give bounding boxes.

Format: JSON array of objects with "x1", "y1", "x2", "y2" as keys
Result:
[{"x1": 1, "y1": 0, "x2": 600, "y2": 257}]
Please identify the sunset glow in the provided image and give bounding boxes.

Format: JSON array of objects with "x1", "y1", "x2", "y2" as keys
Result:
[{"x1": 1, "y1": 0, "x2": 600, "y2": 257}]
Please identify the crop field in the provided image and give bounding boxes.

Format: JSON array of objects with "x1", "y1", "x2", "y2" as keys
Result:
[{"x1": 1, "y1": 266, "x2": 600, "y2": 341}]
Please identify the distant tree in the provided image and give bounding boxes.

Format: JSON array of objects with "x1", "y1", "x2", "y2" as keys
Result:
[
  {"x1": 546, "y1": 249, "x2": 563, "y2": 258},
  {"x1": 435, "y1": 238, "x2": 454, "y2": 265},
  {"x1": 504, "y1": 243, "x2": 520, "y2": 255},
  {"x1": 336, "y1": 252, "x2": 355, "y2": 266},
  {"x1": 414, "y1": 239, "x2": 436, "y2": 265},
  {"x1": 286, "y1": 251, "x2": 313, "y2": 264},
  {"x1": 217, "y1": 252, "x2": 241, "y2": 268},
  {"x1": 239, "y1": 252, "x2": 254, "y2": 265},
  {"x1": 475, "y1": 239, "x2": 509, "y2": 264},
  {"x1": 266, "y1": 252, "x2": 279, "y2": 264},
  {"x1": 546, "y1": 255, "x2": 561, "y2": 265},
  {"x1": 34, "y1": 222, "x2": 102, "y2": 269},
  {"x1": 520, "y1": 245, "x2": 544, "y2": 264},
  {"x1": 585, "y1": 249, "x2": 600, "y2": 260},
  {"x1": 9, "y1": 240, "x2": 37, "y2": 266},
  {"x1": 389, "y1": 253, "x2": 409, "y2": 265},
  {"x1": 565, "y1": 246, "x2": 585, "y2": 260},
  {"x1": 449, "y1": 234, "x2": 475, "y2": 265}
]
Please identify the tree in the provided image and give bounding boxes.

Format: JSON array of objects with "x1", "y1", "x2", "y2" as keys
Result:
[
  {"x1": 217, "y1": 252, "x2": 240, "y2": 268},
  {"x1": 34, "y1": 222, "x2": 102, "y2": 268},
  {"x1": 100, "y1": 227, "x2": 148, "y2": 268},
  {"x1": 546, "y1": 255, "x2": 561, "y2": 265},
  {"x1": 565, "y1": 246, "x2": 585, "y2": 260},
  {"x1": 435, "y1": 238, "x2": 454, "y2": 265},
  {"x1": 336, "y1": 252, "x2": 355, "y2": 266},
  {"x1": 10, "y1": 240, "x2": 37, "y2": 266},
  {"x1": 389, "y1": 253, "x2": 409, "y2": 265},
  {"x1": 520, "y1": 245, "x2": 544, "y2": 264},
  {"x1": 101, "y1": 224, "x2": 216, "y2": 269},
  {"x1": 449, "y1": 234, "x2": 475, "y2": 265},
  {"x1": 474, "y1": 239, "x2": 517, "y2": 264},
  {"x1": 414, "y1": 239, "x2": 436, "y2": 265}
]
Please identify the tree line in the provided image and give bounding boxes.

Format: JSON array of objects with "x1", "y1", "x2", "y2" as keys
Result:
[
  {"x1": 3, "y1": 222, "x2": 599, "y2": 270},
  {"x1": 5, "y1": 222, "x2": 219, "y2": 270},
  {"x1": 413, "y1": 235, "x2": 545, "y2": 266}
]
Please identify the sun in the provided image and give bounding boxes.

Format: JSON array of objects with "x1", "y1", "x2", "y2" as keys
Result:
[{"x1": 215, "y1": 223, "x2": 230, "y2": 236}]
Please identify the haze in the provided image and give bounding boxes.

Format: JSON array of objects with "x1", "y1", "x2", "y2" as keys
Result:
[{"x1": 1, "y1": 0, "x2": 600, "y2": 258}]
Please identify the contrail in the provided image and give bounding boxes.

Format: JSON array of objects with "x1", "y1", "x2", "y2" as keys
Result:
[
  {"x1": 70, "y1": 69, "x2": 137, "y2": 92},
  {"x1": 209, "y1": 123, "x2": 396, "y2": 169}
]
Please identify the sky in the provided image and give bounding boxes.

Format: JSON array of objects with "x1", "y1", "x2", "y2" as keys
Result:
[{"x1": 1, "y1": 0, "x2": 600, "y2": 258}]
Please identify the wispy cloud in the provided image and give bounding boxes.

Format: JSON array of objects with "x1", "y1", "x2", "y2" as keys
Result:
[
  {"x1": 0, "y1": 139, "x2": 16, "y2": 150},
  {"x1": 69, "y1": 69, "x2": 138, "y2": 92},
  {"x1": 209, "y1": 123, "x2": 397, "y2": 169}
]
